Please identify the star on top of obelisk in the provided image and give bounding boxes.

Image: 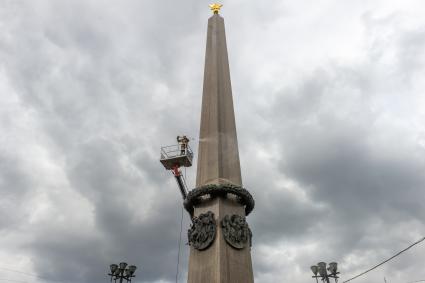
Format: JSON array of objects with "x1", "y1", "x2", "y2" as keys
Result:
[{"x1": 209, "y1": 3, "x2": 223, "y2": 14}]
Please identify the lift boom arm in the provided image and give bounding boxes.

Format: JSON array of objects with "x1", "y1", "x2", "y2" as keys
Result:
[{"x1": 172, "y1": 165, "x2": 188, "y2": 199}]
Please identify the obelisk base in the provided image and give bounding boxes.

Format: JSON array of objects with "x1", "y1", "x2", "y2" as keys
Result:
[{"x1": 187, "y1": 197, "x2": 254, "y2": 283}]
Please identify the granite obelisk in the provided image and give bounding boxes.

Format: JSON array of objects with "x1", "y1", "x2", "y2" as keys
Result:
[{"x1": 185, "y1": 5, "x2": 255, "y2": 283}]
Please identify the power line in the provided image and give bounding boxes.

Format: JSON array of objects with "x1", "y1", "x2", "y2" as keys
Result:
[
  {"x1": 343, "y1": 236, "x2": 425, "y2": 283},
  {"x1": 174, "y1": 165, "x2": 187, "y2": 283},
  {"x1": 0, "y1": 268, "x2": 38, "y2": 278},
  {"x1": 175, "y1": 205, "x2": 185, "y2": 283},
  {"x1": 0, "y1": 267, "x2": 61, "y2": 283},
  {"x1": 0, "y1": 267, "x2": 41, "y2": 280}
]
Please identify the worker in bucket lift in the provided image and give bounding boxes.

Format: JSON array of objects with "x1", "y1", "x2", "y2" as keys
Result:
[{"x1": 177, "y1": 135, "x2": 189, "y2": 156}]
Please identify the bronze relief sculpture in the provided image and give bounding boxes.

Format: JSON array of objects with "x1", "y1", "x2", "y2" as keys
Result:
[
  {"x1": 221, "y1": 214, "x2": 252, "y2": 249},
  {"x1": 188, "y1": 211, "x2": 216, "y2": 250}
]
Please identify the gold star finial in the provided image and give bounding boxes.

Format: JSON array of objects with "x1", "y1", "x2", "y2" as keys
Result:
[{"x1": 209, "y1": 3, "x2": 223, "y2": 14}]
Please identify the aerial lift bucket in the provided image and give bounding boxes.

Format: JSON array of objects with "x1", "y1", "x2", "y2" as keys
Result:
[{"x1": 160, "y1": 136, "x2": 193, "y2": 199}]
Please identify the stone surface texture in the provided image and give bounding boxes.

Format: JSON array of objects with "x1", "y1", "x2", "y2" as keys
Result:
[
  {"x1": 187, "y1": 14, "x2": 254, "y2": 283},
  {"x1": 196, "y1": 14, "x2": 242, "y2": 188}
]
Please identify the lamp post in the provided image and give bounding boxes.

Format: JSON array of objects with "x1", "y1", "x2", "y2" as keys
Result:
[
  {"x1": 311, "y1": 262, "x2": 340, "y2": 283},
  {"x1": 108, "y1": 262, "x2": 137, "y2": 283}
]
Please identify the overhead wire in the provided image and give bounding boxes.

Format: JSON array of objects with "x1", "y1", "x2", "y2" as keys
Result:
[
  {"x1": 343, "y1": 236, "x2": 425, "y2": 283},
  {"x1": 0, "y1": 267, "x2": 60, "y2": 282},
  {"x1": 175, "y1": 205, "x2": 184, "y2": 283},
  {"x1": 0, "y1": 268, "x2": 38, "y2": 278},
  {"x1": 175, "y1": 167, "x2": 188, "y2": 283}
]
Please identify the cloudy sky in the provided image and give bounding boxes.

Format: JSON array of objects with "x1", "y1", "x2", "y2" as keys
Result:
[{"x1": 1, "y1": 0, "x2": 425, "y2": 283}]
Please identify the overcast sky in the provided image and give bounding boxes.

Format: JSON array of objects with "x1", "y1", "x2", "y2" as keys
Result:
[{"x1": 1, "y1": 1, "x2": 425, "y2": 283}]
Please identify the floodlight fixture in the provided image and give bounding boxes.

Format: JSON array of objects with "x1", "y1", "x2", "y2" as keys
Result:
[
  {"x1": 329, "y1": 262, "x2": 338, "y2": 275},
  {"x1": 119, "y1": 262, "x2": 128, "y2": 270},
  {"x1": 311, "y1": 265, "x2": 318, "y2": 276},
  {"x1": 317, "y1": 262, "x2": 327, "y2": 277},
  {"x1": 128, "y1": 265, "x2": 137, "y2": 276},
  {"x1": 108, "y1": 262, "x2": 137, "y2": 283},
  {"x1": 310, "y1": 261, "x2": 339, "y2": 283},
  {"x1": 110, "y1": 264, "x2": 118, "y2": 273}
]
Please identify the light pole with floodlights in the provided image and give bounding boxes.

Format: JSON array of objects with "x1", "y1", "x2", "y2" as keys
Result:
[
  {"x1": 310, "y1": 262, "x2": 340, "y2": 283},
  {"x1": 108, "y1": 262, "x2": 137, "y2": 283}
]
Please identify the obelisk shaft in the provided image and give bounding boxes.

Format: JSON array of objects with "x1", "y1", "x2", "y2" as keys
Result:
[
  {"x1": 187, "y1": 13, "x2": 254, "y2": 283},
  {"x1": 196, "y1": 14, "x2": 242, "y2": 187}
]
